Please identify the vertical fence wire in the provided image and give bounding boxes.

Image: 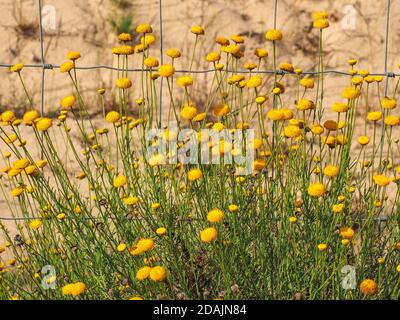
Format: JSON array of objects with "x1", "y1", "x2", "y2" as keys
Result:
[
  {"x1": 38, "y1": 0, "x2": 45, "y2": 118},
  {"x1": 158, "y1": 0, "x2": 163, "y2": 128},
  {"x1": 38, "y1": 0, "x2": 45, "y2": 158},
  {"x1": 384, "y1": 0, "x2": 391, "y2": 96}
]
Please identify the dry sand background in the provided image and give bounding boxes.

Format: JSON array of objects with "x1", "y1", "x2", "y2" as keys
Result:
[{"x1": 1, "y1": 0, "x2": 400, "y2": 237}]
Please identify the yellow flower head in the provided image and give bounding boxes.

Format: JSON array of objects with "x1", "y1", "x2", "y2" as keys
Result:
[
  {"x1": 10, "y1": 63, "x2": 24, "y2": 72},
  {"x1": 62, "y1": 282, "x2": 86, "y2": 296},
  {"x1": 200, "y1": 227, "x2": 218, "y2": 243},
  {"x1": 312, "y1": 11, "x2": 329, "y2": 20},
  {"x1": 279, "y1": 62, "x2": 294, "y2": 73},
  {"x1": 66, "y1": 51, "x2": 81, "y2": 61},
  {"x1": 228, "y1": 204, "x2": 239, "y2": 213},
  {"x1": 36, "y1": 159, "x2": 48, "y2": 168},
  {"x1": 332, "y1": 102, "x2": 349, "y2": 113},
  {"x1": 166, "y1": 48, "x2": 181, "y2": 59},
  {"x1": 149, "y1": 266, "x2": 167, "y2": 282},
  {"x1": 1, "y1": 111, "x2": 16, "y2": 123},
  {"x1": 299, "y1": 77, "x2": 315, "y2": 89},
  {"x1": 221, "y1": 44, "x2": 240, "y2": 55},
  {"x1": 284, "y1": 125, "x2": 301, "y2": 138},
  {"x1": 252, "y1": 158, "x2": 266, "y2": 171},
  {"x1": 116, "y1": 78, "x2": 132, "y2": 89},
  {"x1": 308, "y1": 182, "x2": 326, "y2": 197},
  {"x1": 13, "y1": 158, "x2": 30, "y2": 169},
  {"x1": 141, "y1": 34, "x2": 156, "y2": 46},
  {"x1": 323, "y1": 165, "x2": 339, "y2": 178},
  {"x1": 29, "y1": 219, "x2": 42, "y2": 230},
  {"x1": 255, "y1": 96, "x2": 267, "y2": 105},
  {"x1": 381, "y1": 97, "x2": 397, "y2": 109},
  {"x1": 191, "y1": 25, "x2": 205, "y2": 35},
  {"x1": 130, "y1": 238, "x2": 155, "y2": 255},
  {"x1": 267, "y1": 109, "x2": 284, "y2": 121},
  {"x1": 158, "y1": 64, "x2": 175, "y2": 77},
  {"x1": 342, "y1": 87, "x2": 360, "y2": 100},
  {"x1": 144, "y1": 56, "x2": 159, "y2": 68},
  {"x1": 156, "y1": 227, "x2": 167, "y2": 236},
  {"x1": 289, "y1": 216, "x2": 298, "y2": 224},
  {"x1": 61, "y1": 95, "x2": 76, "y2": 109},
  {"x1": 254, "y1": 48, "x2": 268, "y2": 58},
  {"x1": 180, "y1": 105, "x2": 198, "y2": 121},
  {"x1": 265, "y1": 29, "x2": 283, "y2": 41},
  {"x1": 216, "y1": 36, "x2": 230, "y2": 46},
  {"x1": 207, "y1": 208, "x2": 224, "y2": 223},
  {"x1": 118, "y1": 33, "x2": 132, "y2": 42},
  {"x1": 332, "y1": 203, "x2": 345, "y2": 214},
  {"x1": 113, "y1": 175, "x2": 127, "y2": 188},
  {"x1": 246, "y1": 75, "x2": 262, "y2": 88},
  {"x1": 213, "y1": 103, "x2": 230, "y2": 117},
  {"x1": 297, "y1": 99, "x2": 315, "y2": 111},
  {"x1": 206, "y1": 51, "x2": 221, "y2": 63},
  {"x1": 11, "y1": 187, "x2": 24, "y2": 197},
  {"x1": 231, "y1": 34, "x2": 245, "y2": 43},
  {"x1": 340, "y1": 227, "x2": 355, "y2": 240},
  {"x1": 177, "y1": 75, "x2": 193, "y2": 87},
  {"x1": 124, "y1": 196, "x2": 139, "y2": 206},
  {"x1": 60, "y1": 61, "x2": 74, "y2": 73},
  {"x1": 373, "y1": 174, "x2": 390, "y2": 187},
  {"x1": 136, "y1": 23, "x2": 152, "y2": 33},
  {"x1": 136, "y1": 266, "x2": 151, "y2": 281},
  {"x1": 384, "y1": 115, "x2": 400, "y2": 126},
  {"x1": 313, "y1": 19, "x2": 329, "y2": 29},
  {"x1": 360, "y1": 279, "x2": 378, "y2": 296},
  {"x1": 104, "y1": 236, "x2": 120, "y2": 251},
  {"x1": 106, "y1": 111, "x2": 120, "y2": 123},
  {"x1": 367, "y1": 111, "x2": 382, "y2": 122},
  {"x1": 358, "y1": 136, "x2": 370, "y2": 146},
  {"x1": 36, "y1": 118, "x2": 52, "y2": 131},
  {"x1": 23, "y1": 110, "x2": 40, "y2": 125},
  {"x1": 187, "y1": 168, "x2": 203, "y2": 181}
]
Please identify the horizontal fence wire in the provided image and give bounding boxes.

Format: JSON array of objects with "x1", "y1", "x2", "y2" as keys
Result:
[
  {"x1": 0, "y1": 0, "x2": 394, "y2": 222},
  {"x1": 0, "y1": 63, "x2": 399, "y2": 77}
]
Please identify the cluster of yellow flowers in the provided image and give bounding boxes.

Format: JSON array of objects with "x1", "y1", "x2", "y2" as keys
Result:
[{"x1": 1, "y1": 12, "x2": 400, "y2": 300}]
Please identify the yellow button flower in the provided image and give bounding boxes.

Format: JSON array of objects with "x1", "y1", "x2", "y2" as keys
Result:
[
  {"x1": 113, "y1": 175, "x2": 127, "y2": 188},
  {"x1": 207, "y1": 208, "x2": 225, "y2": 223},
  {"x1": 106, "y1": 111, "x2": 120, "y2": 123},
  {"x1": 61, "y1": 95, "x2": 76, "y2": 109},
  {"x1": 149, "y1": 266, "x2": 167, "y2": 282},
  {"x1": 10, "y1": 63, "x2": 24, "y2": 72},
  {"x1": 66, "y1": 51, "x2": 81, "y2": 61},
  {"x1": 191, "y1": 25, "x2": 204, "y2": 35},
  {"x1": 156, "y1": 227, "x2": 167, "y2": 236},
  {"x1": 136, "y1": 266, "x2": 151, "y2": 280},
  {"x1": 373, "y1": 174, "x2": 390, "y2": 187},
  {"x1": 60, "y1": 61, "x2": 74, "y2": 73},
  {"x1": 187, "y1": 168, "x2": 203, "y2": 181},
  {"x1": 360, "y1": 279, "x2": 378, "y2": 296},
  {"x1": 158, "y1": 64, "x2": 175, "y2": 77},
  {"x1": 200, "y1": 227, "x2": 218, "y2": 243},
  {"x1": 116, "y1": 78, "x2": 132, "y2": 89},
  {"x1": 308, "y1": 182, "x2": 326, "y2": 197},
  {"x1": 36, "y1": 118, "x2": 52, "y2": 131},
  {"x1": 135, "y1": 23, "x2": 152, "y2": 33},
  {"x1": 265, "y1": 29, "x2": 283, "y2": 41}
]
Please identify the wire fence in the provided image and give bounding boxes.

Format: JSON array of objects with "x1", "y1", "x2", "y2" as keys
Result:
[{"x1": 0, "y1": 0, "x2": 395, "y2": 222}]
